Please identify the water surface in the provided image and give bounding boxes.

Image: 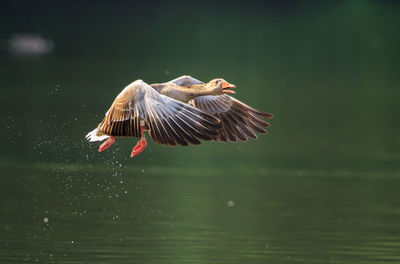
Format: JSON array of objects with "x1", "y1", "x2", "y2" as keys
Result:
[{"x1": 2, "y1": 164, "x2": 400, "y2": 263}]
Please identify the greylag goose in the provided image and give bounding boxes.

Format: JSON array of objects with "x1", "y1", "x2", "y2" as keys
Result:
[{"x1": 86, "y1": 75, "x2": 273, "y2": 157}]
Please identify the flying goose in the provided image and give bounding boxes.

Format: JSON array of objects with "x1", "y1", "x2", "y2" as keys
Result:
[{"x1": 86, "y1": 75, "x2": 273, "y2": 157}]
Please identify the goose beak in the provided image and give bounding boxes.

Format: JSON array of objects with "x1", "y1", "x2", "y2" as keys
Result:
[{"x1": 221, "y1": 81, "x2": 236, "y2": 94}]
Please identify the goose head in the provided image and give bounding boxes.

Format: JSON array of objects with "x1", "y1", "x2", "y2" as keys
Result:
[{"x1": 205, "y1": 78, "x2": 236, "y2": 95}]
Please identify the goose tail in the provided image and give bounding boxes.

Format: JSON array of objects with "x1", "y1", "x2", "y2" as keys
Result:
[{"x1": 86, "y1": 128, "x2": 109, "y2": 142}]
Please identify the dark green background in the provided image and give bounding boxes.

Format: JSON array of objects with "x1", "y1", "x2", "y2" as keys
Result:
[{"x1": 1, "y1": 1, "x2": 400, "y2": 263}]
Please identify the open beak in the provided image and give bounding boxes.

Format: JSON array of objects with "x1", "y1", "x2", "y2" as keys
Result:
[{"x1": 221, "y1": 81, "x2": 236, "y2": 94}]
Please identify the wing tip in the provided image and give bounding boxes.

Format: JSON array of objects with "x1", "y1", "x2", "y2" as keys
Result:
[{"x1": 263, "y1": 112, "x2": 274, "y2": 119}]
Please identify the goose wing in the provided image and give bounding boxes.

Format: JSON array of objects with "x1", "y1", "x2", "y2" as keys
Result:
[
  {"x1": 97, "y1": 80, "x2": 221, "y2": 146},
  {"x1": 168, "y1": 75, "x2": 203, "y2": 86},
  {"x1": 168, "y1": 76, "x2": 273, "y2": 142},
  {"x1": 193, "y1": 95, "x2": 273, "y2": 142}
]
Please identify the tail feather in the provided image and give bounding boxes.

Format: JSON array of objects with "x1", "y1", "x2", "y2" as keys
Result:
[{"x1": 86, "y1": 128, "x2": 109, "y2": 142}]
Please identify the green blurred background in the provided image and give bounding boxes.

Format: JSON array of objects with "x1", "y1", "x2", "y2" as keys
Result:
[{"x1": 1, "y1": 1, "x2": 400, "y2": 263}]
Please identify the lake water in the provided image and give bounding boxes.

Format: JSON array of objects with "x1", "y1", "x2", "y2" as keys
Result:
[
  {"x1": 2, "y1": 163, "x2": 400, "y2": 263},
  {"x1": 1, "y1": 1, "x2": 400, "y2": 263}
]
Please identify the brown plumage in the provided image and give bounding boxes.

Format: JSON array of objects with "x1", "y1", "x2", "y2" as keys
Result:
[
  {"x1": 86, "y1": 76, "x2": 273, "y2": 157},
  {"x1": 169, "y1": 76, "x2": 273, "y2": 143},
  {"x1": 193, "y1": 95, "x2": 272, "y2": 142}
]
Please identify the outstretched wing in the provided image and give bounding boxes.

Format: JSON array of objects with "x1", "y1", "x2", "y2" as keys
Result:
[
  {"x1": 97, "y1": 80, "x2": 222, "y2": 146},
  {"x1": 168, "y1": 76, "x2": 273, "y2": 142},
  {"x1": 193, "y1": 95, "x2": 273, "y2": 142}
]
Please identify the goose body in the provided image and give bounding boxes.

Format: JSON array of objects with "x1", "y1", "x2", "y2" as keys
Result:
[{"x1": 86, "y1": 75, "x2": 273, "y2": 157}]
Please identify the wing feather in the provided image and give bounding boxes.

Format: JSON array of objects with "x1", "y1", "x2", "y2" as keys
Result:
[
  {"x1": 168, "y1": 75, "x2": 203, "y2": 86},
  {"x1": 193, "y1": 95, "x2": 272, "y2": 142}
]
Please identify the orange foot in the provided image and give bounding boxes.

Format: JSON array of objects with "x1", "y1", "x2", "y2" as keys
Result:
[
  {"x1": 98, "y1": 137, "x2": 115, "y2": 152},
  {"x1": 131, "y1": 137, "x2": 147, "y2": 158}
]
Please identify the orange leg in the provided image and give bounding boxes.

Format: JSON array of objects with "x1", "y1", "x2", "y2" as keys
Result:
[
  {"x1": 131, "y1": 126, "x2": 147, "y2": 158},
  {"x1": 98, "y1": 136, "x2": 115, "y2": 152}
]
